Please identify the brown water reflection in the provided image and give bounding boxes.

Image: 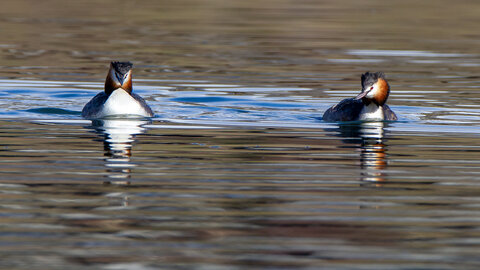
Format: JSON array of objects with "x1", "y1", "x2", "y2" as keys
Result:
[
  {"x1": 2, "y1": 0, "x2": 480, "y2": 89},
  {"x1": 1, "y1": 120, "x2": 480, "y2": 269}
]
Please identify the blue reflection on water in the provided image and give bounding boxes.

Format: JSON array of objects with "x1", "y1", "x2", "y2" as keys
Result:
[{"x1": 1, "y1": 78, "x2": 480, "y2": 135}]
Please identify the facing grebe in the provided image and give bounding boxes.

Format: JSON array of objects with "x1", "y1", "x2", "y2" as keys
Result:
[
  {"x1": 81, "y1": 61, "x2": 154, "y2": 119},
  {"x1": 322, "y1": 72, "x2": 397, "y2": 122}
]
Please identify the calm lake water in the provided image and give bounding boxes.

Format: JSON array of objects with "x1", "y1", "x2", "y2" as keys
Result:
[{"x1": 1, "y1": 0, "x2": 480, "y2": 269}]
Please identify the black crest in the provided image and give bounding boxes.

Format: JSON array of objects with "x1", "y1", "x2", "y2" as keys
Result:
[
  {"x1": 111, "y1": 61, "x2": 133, "y2": 76},
  {"x1": 361, "y1": 72, "x2": 384, "y2": 90}
]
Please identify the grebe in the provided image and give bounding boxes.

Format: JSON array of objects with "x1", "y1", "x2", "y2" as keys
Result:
[
  {"x1": 323, "y1": 72, "x2": 397, "y2": 122},
  {"x1": 82, "y1": 61, "x2": 154, "y2": 119}
]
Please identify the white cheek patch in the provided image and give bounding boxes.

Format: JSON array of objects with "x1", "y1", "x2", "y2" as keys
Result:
[{"x1": 365, "y1": 84, "x2": 380, "y2": 99}]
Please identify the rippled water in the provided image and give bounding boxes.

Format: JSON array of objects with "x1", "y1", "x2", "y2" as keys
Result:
[{"x1": 1, "y1": 0, "x2": 480, "y2": 269}]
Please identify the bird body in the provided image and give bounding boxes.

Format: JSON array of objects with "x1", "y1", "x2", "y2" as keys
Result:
[
  {"x1": 323, "y1": 72, "x2": 397, "y2": 122},
  {"x1": 82, "y1": 62, "x2": 154, "y2": 119}
]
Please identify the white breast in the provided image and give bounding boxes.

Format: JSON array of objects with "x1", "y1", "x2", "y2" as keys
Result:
[
  {"x1": 359, "y1": 103, "x2": 384, "y2": 121},
  {"x1": 98, "y1": 89, "x2": 149, "y2": 118}
]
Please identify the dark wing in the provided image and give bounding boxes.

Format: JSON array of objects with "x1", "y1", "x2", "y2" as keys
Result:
[
  {"x1": 382, "y1": 104, "x2": 397, "y2": 121},
  {"x1": 81, "y1": 92, "x2": 108, "y2": 119},
  {"x1": 322, "y1": 98, "x2": 363, "y2": 122},
  {"x1": 131, "y1": 93, "x2": 155, "y2": 117}
]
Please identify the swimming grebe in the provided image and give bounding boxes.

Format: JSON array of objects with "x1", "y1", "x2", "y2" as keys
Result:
[
  {"x1": 81, "y1": 61, "x2": 154, "y2": 119},
  {"x1": 322, "y1": 72, "x2": 397, "y2": 122}
]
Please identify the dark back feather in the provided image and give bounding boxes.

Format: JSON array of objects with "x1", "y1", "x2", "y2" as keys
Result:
[
  {"x1": 322, "y1": 98, "x2": 364, "y2": 122},
  {"x1": 382, "y1": 105, "x2": 398, "y2": 121}
]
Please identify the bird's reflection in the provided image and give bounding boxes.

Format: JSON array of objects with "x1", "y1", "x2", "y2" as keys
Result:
[
  {"x1": 334, "y1": 121, "x2": 390, "y2": 183},
  {"x1": 88, "y1": 118, "x2": 150, "y2": 180},
  {"x1": 358, "y1": 122, "x2": 387, "y2": 182}
]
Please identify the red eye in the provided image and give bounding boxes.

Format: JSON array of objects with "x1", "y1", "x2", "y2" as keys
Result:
[{"x1": 370, "y1": 86, "x2": 374, "y2": 90}]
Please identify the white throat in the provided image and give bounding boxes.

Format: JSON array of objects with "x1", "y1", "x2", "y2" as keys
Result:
[
  {"x1": 359, "y1": 103, "x2": 384, "y2": 121},
  {"x1": 98, "y1": 89, "x2": 148, "y2": 118}
]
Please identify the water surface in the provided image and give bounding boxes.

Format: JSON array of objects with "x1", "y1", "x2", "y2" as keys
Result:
[{"x1": 1, "y1": 0, "x2": 480, "y2": 269}]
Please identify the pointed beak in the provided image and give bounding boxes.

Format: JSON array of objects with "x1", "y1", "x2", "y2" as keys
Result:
[
  {"x1": 115, "y1": 72, "x2": 125, "y2": 85},
  {"x1": 108, "y1": 65, "x2": 123, "y2": 88},
  {"x1": 355, "y1": 90, "x2": 369, "y2": 100}
]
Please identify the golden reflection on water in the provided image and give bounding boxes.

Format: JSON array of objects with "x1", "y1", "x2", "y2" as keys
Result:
[
  {"x1": 332, "y1": 121, "x2": 390, "y2": 183},
  {"x1": 359, "y1": 122, "x2": 387, "y2": 183}
]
